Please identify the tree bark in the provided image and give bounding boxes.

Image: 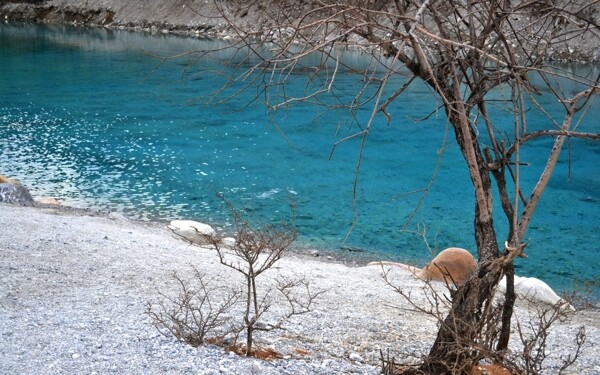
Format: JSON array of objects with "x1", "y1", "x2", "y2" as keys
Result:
[
  {"x1": 421, "y1": 220, "x2": 504, "y2": 374},
  {"x1": 417, "y1": 86, "x2": 504, "y2": 373}
]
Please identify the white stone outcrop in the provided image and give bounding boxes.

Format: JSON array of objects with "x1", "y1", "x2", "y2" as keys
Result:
[
  {"x1": 497, "y1": 275, "x2": 575, "y2": 311},
  {"x1": 168, "y1": 219, "x2": 217, "y2": 244}
]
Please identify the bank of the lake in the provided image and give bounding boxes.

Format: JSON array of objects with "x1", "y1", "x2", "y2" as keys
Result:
[
  {"x1": 2, "y1": 19, "x2": 599, "y2": 299},
  {"x1": 1, "y1": 202, "x2": 600, "y2": 374},
  {"x1": 1, "y1": 0, "x2": 599, "y2": 63}
]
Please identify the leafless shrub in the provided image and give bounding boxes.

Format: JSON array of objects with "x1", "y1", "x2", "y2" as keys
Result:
[
  {"x1": 146, "y1": 267, "x2": 240, "y2": 347},
  {"x1": 380, "y1": 348, "x2": 407, "y2": 375},
  {"x1": 276, "y1": 275, "x2": 324, "y2": 318},
  {"x1": 380, "y1": 263, "x2": 587, "y2": 374},
  {"x1": 178, "y1": 196, "x2": 324, "y2": 357},
  {"x1": 510, "y1": 299, "x2": 586, "y2": 375}
]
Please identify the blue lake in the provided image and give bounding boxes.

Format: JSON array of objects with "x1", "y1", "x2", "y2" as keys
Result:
[{"x1": 1, "y1": 23, "x2": 599, "y2": 297}]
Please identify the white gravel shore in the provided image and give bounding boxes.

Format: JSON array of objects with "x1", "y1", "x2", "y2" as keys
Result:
[{"x1": 1, "y1": 203, "x2": 599, "y2": 374}]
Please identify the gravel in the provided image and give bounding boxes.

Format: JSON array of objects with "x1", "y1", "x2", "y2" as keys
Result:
[{"x1": 1, "y1": 202, "x2": 599, "y2": 374}]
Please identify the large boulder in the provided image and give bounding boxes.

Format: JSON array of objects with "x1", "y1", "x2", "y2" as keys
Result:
[
  {"x1": 0, "y1": 175, "x2": 34, "y2": 206},
  {"x1": 167, "y1": 219, "x2": 217, "y2": 245},
  {"x1": 368, "y1": 247, "x2": 477, "y2": 286},
  {"x1": 416, "y1": 247, "x2": 477, "y2": 285},
  {"x1": 497, "y1": 275, "x2": 575, "y2": 311}
]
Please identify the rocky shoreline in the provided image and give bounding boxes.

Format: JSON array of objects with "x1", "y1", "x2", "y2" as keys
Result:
[
  {"x1": 2, "y1": 2, "x2": 600, "y2": 372},
  {"x1": 1, "y1": 0, "x2": 599, "y2": 63},
  {"x1": 1, "y1": 202, "x2": 600, "y2": 374},
  {"x1": 0, "y1": 1, "x2": 292, "y2": 40}
]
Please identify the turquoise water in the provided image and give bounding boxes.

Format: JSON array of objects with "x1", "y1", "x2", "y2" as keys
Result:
[{"x1": 1, "y1": 23, "x2": 599, "y2": 297}]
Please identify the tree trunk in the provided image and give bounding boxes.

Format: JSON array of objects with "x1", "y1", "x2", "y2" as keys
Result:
[
  {"x1": 417, "y1": 94, "x2": 504, "y2": 373},
  {"x1": 420, "y1": 219, "x2": 504, "y2": 374},
  {"x1": 497, "y1": 263, "x2": 515, "y2": 353}
]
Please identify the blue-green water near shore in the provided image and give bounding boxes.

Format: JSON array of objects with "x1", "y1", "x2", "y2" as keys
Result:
[{"x1": 1, "y1": 23, "x2": 599, "y2": 297}]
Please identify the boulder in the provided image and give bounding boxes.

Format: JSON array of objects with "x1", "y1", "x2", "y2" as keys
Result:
[
  {"x1": 368, "y1": 247, "x2": 476, "y2": 286},
  {"x1": 168, "y1": 219, "x2": 217, "y2": 244},
  {"x1": 497, "y1": 275, "x2": 575, "y2": 311},
  {"x1": 0, "y1": 175, "x2": 34, "y2": 206},
  {"x1": 417, "y1": 247, "x2": 477, "y2": 285}
]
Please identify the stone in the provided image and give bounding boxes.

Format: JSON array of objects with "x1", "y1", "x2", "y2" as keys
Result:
[
  {"x1": 498, "y1": 275, "x2": 575, "y2": 311},
  {"x1": 369, "y1": 247, "x2": 476, "y2": 286},
  {"x1": 0, "y1": 175, "x2": 34, "y2": 206},
  {"x1": 251, "y1": 361, "x2": 262, "y2": 374},
  {"x1": 348, "y1": 352, "x2": 363, "y2": 362},
  {"x1": 34, "y1": 197, "x2": 62, "y2": 205},
  {"x1": 417, "y1": 247, "x2": 477, "y2": 285},
  {"x1": 167, "y1": 219, "x2": 217, "y2": 244}
]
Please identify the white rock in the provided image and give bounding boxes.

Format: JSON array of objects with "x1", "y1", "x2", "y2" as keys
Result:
[
  {"x1": 498, "y1": 275, "x2": 575, "y2": 311},
  {"x1": 168, "y1": 220, "x2": 216, "y2": 244},
  {"x1": 348, "y1": 352, "x2": 363, "y2": 362}
]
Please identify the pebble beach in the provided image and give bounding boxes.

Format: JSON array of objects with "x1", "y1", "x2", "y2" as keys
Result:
[{"x1": 1, "y1": 202, "x2": 599, "y2": 374}]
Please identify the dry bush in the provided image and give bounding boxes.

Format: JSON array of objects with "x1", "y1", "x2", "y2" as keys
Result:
[
  {"x1": 379, "y1": 265, "x2": 587, "y2": 375},
  {"x1": 202, "y1": 208, "x2": 324, "y2": 356},
  {"x1": 167, "y1": 196, "x2": 323, "y2": 357},
  {"x1": 146, "y1": 267, "x2": 240, "y2": 347},
  {"x1": 508, "y1": 299, "x2": 586, "y2": 375},
  {"x1": 561, "y1": 277, "x2": 600, "y2": 311}
]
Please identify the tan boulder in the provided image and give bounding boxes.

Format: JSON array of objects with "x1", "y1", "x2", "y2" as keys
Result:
[
  {"x1": 368, "y1": 247, "x2": 476, "y2": 286},
  {"x1": 417, "y1": 247, "x2": 476, "y2": 285}
]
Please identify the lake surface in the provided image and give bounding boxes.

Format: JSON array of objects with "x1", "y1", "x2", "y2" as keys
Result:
[{"x1": 1, "y1": 22, "x2": 599, "y2": 297}]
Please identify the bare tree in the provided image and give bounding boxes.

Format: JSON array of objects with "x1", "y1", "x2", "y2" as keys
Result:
[
  {"x1": 379, "y1": 262, "x2": 588, "y2": 374},
  {"x1": 199, "y1": 197, "x2": 322, "y2": 356},
  {"x1": 182, "y1": 0, "x2": 600, "y2": 372}
]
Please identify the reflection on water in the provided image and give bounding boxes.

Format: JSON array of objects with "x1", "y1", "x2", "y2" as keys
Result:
[{"x1": 1, "y1": 22, "x2": 599, "y2": 297}]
